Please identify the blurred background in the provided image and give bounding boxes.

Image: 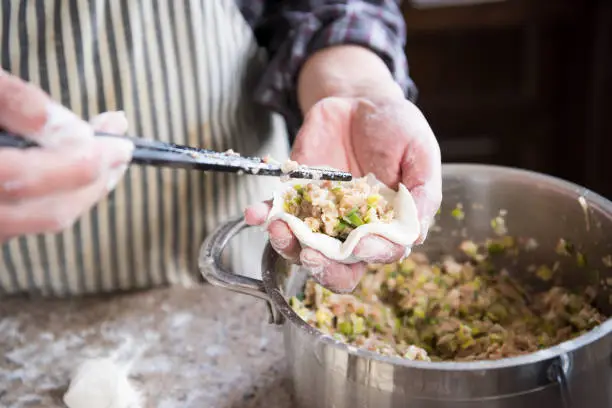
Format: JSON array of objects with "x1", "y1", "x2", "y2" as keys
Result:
[{"x1": 402, "y1": 0, "x2": 612, "y2": 198}]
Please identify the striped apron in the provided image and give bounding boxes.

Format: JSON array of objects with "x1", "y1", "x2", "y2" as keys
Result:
[{"x1": 0, "y1": 0, "x2": 290, "y2": 296}]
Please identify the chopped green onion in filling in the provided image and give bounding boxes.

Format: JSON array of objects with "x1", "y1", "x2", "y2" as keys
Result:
[
  {"x1": 289, "y1": 238, "x2": 606, "y2": 362},
  {"x1": 282, "y1": 178, "x2": 395, "y2": 241}
]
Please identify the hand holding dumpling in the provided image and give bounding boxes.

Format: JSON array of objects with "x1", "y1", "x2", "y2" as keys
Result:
[{"x1": 245, "y1": 95, "x2": 441, "y2": 293}]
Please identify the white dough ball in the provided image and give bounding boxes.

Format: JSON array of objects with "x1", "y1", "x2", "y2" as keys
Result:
[{"x1": 63, "y1": 357, "x2": 143, "y2": 408}]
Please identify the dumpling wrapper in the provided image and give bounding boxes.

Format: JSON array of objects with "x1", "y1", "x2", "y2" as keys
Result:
[{"x1": 264, "y1": 173, "x2": 420, "y2": 264}]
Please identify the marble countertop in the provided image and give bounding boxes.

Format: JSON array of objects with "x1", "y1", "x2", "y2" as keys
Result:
[{"x1": 0, "y1": 285, "x2": 293, "y2": 408}]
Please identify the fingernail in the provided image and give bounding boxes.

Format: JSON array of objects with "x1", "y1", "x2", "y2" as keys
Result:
[
  {"x1": 300, "y1": 249, "x2": 328, "y2": 279},
  {"x1": 1, "y1": 180, "x2": 25, "y2": 193},
  {"x1": 419, "y1": 217, "x2": 431, "y2": 242},
  {"x1": 306, "y1": 263, "x2": 326, "y2": 282},
  {"x1": 355, "y1": 235, "x2": 392, "y2": 261},
  {"x1": 29, "y1": 102, "x2": 94, "y2": 148},
  {"x1": 90, "y1": 111, "x2": 129, "y2": 134},
  {"x1": 106, "y1": 164, "x2": 128, "y2": 192},
  {"x1": 244, "y1": 201, "x2": 270, "y2": 226},
  {"x1": 268, "y1": 220, "x2": 293, "y2": 251},
  {"x1": 270, "y1": 235, "x2": 300, "y2": 263},
  {"x1": 270, "y1": 235, "x2": 292, "y2": 251},
  {"x1": 310, "y1": 261, "x2": 364, "y2": 294},
  {"x1": 96, "y1": 137, "x2": 134, "y2": 168}
]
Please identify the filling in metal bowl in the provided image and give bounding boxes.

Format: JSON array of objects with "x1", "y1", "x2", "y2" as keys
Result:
[
  {"x1": 283, "y1": 179, "x2": 394, "y2": 241},
  {"x1": 289, "y1": 237, "x2": 607, "y2": 362}
]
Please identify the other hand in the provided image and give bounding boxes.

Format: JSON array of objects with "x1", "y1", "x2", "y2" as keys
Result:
[{"x1": 0, "y1": 70, "x2": 134, "y2": 242}]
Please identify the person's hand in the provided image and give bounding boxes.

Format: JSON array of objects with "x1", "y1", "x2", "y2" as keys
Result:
[
  {"x1": 245, "y1": 95, "x2": 441, "y2": 292},
  {"x1": 0, "y1": 70, "x2": 134, "y2": 243},
  {"x1": 245, "y1": 45, "x2": 441, "y2": 293}
]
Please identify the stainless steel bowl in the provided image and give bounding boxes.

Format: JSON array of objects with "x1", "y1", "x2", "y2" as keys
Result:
[{"x1": 200, "y1": 164, "x2": 612, "y2": 408}]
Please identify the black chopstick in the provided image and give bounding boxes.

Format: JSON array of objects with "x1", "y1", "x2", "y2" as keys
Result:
[{"x1": 0, "y1": 131, "x2": 353, "y2": 182}]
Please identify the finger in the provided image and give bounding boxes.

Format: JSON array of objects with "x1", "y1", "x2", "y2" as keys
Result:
[
  {"x1": 290, "y1": 97, "x2": 357, "y2": 171},
  {"x1": 90, "y1": 111, "x2": 129, "y2": 135},
  {"x1": 400, "y1": 126, "x2": 442, "y2": 243},
  {"x1": 267, "y1": 220, "x2": 301, "y2": 263},
  {"x1": 0, "y1": 70, "x2": 49, "y2": 135},
  {"x1": 0, "y1": 163, "x2": 129, "y2": 240},
  {"x1": 300, "y1": 248, "x2": 366, "y2": 293},
  {"x1": 0, "y1": 138, "x2": 134, "y2": 203},
  {"x1": 0, "y1": 70, "x2": 93, "y2": 147},
  {"x1": 244, "y1": 200, "x2": 272, "y2": 226},
  {"x1": 353, "y1": 234, "x2": 405, "y2": 264},
  {"x1": 409, "y1": 182, "x2": 442, "y2": 244}
]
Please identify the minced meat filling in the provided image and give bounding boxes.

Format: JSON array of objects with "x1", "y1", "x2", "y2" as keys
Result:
[
  {"x1": 289, "y1": 239, "x2": 606, "y2": 362},
  {"x1": 283, "y1": 179, "x2": 394, "y2": 241}
]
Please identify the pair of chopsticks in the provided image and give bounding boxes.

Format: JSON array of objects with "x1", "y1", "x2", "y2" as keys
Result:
[{"x1": 0, "y1": 131, "x2": 352, "y2": 182}]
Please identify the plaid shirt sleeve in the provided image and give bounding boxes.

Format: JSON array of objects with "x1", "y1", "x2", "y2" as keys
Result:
[{"x1": 238, "y1": 1, "x2": 418, "y2": 134}]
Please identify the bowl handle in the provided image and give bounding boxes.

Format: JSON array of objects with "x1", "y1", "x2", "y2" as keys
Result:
[
  {"x1": 199, "y1": 216, "x2": 283, "y2": 324},
  {"x1": 548, "y1": 353, "x2": 574, "y2": 408}
]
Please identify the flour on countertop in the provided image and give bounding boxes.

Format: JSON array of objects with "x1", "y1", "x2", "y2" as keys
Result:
[{"x1": 0, "y1": 286, "x2": 290, "y2": 408}]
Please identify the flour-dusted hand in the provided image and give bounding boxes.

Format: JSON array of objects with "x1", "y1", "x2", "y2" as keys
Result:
[
  {"x1": 263, "y1": 174, "x2": 421, "y2": 262},
  {"x1": 245, "y1": 95, "x2": 442, "y2": 293},
  {"x1": 0, "y1": 70, "x2": 134, "y2": 242}
]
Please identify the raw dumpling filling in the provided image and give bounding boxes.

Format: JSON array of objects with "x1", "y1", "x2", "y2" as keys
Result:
[
  {"x1": 266, "y1": 173, "x2": 420, "y2": 263},
  {"x1": 283, "y1": 179, "x2": 395, "y2": 242},
  {"x1": 289, "y1": 238, "x2": 606, "y2": 362}
]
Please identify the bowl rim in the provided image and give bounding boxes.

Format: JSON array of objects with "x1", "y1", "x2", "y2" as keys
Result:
[{"x1": 263, "y1": 163, "x2": 612, "y2": 372}]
